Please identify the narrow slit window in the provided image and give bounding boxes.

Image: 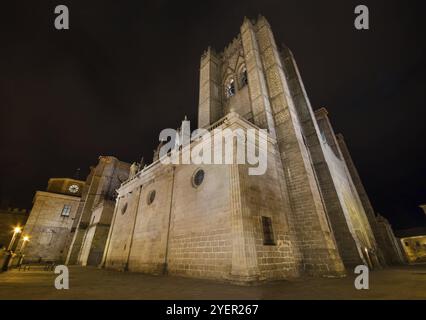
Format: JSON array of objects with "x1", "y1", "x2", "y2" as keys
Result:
[
  {"x1": 240, "y1": 67, "x2": 248, "y2": 87},
  {"x1": 261, "y1": 216, "x2": 275, "y2": 245}
]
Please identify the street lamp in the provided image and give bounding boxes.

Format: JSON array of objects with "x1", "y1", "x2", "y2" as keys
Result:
[
  {"x1": 19, "y1": 236, "x2": 30, "y2": 253},
  {"x1": 2, "y1": 226, "x2": 22, "y2": 271},
  {"x1": 7, "y1": 226, "x2": 22, "y2": 251},
  {"x1": 20, "y1": 236, "x2": 30, "y2": 253},
  {"x1": 16, "y1": 236, "x2": 30, "y2": 267}
]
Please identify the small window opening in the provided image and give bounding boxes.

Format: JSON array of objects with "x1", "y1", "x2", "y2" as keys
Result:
[
  {"x1": 240, "y1": 67, "x2": 248, "y2": 87},
  {"x1": 225, "y1": 79, "x2": 235, "y2": 98},
  {"x1": 261, "y1": 216, "x2": 275, "y2": 245},
  {"x1": 61, "y1": 205, "x2": 71, "y2": 217}
]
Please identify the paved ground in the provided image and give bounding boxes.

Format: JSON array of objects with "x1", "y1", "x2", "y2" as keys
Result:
[{"x1": 0, "y1": 264, "x2": 425, "y2": 299}]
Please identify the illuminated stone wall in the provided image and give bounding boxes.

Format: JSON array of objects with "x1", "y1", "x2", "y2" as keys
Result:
[
  {"x1": 103, "y1": 115, "x2": 302, "y2": 282},
  {"x1": 102, "y1": 16, "x2": 395, "y2": 282},
  {"x1": 22, "y1": 191, "x2": 81, "y2": 262},
  {"x1": 400, "y1": 236, "x2": 426, "y2": 263},
  {"x1": 65, "y1": 156, "x2": 130, "y2": 266}
]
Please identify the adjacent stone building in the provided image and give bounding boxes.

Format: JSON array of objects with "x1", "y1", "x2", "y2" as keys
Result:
[
  {"x1": 396, "y1": 206, "x2": 426, "y2": 263},
  {"x1": 0, "y1": 206, "x2": 28, "y2": 249},
  {"x1": 64, "y1": 156, "x2": 130, "y2": 266},
  {"x1": 20, "y1": 178, "x2": 84, "y2": 262},
  {"x1": 100, "y1": 16, "x2": 402, "y2": 283},
  {"x1": 397, "y1": 228, "x2": 426, "y2": 263}
]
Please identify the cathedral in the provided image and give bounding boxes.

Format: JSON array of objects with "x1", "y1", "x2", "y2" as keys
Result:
[
  {"x1": 17, "y1": 16, "x2": 404, "y2": 283},
  {"x1": 99, "y1": 16, "x2": 401, "y2": 282}
]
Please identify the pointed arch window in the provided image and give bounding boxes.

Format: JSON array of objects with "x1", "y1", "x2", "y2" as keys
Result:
[
  {"x1": 225, "y1": 78, "x2": 235, "y2": 98},
  {"x1": 240, "y1": 67, "x2": 248, "y2": 87}
]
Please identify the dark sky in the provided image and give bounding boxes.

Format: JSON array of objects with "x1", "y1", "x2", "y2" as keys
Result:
[{"x1": 0, "y1": 0, "x2": 425, "y2": 230}]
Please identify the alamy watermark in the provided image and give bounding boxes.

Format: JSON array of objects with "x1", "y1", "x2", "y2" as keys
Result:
[
  {"x1": 54, "y1": 5, "x2": 69, "y2": 30},
  {"x1": 354, "y1": 265, "x2": 369, "y2": 290},
  {"x1": 354, "y1": 5, "x2": 369, "y2": 30},
  {"x1": 54, "y1": 265, "x2": 69, "y2": 290},
  {"x1": 157, "y1": 119, "x2": 268, "y2": 176},
  {"x1": 53, "y1": 5, "x2": 369, "y2": 31}
]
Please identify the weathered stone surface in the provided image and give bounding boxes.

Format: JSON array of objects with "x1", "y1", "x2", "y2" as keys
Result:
[
  {"x1": 65, "y1": 156, "x2": 130, "y2": 266},
  {"x1": 400, "y1": 235, "x2": 426, "y2": 263},
  {"x1": 20, "y1": 178, "x2": 84, "y2": 263}
]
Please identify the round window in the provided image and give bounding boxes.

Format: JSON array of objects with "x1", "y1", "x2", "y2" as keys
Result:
[
  {"x1": 192, "y1": 169, "x2": 205, "y2": 188},
  {"x1": 147, "y1": 190, "x2": 156, "y2": 205},
  {"x1": 121, "y1": 203, "x2": 128, "y2": 215}
]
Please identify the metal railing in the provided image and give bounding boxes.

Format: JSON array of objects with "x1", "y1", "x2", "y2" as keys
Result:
[{"x1": 17, "y1": 259, "x2": 57, "y2": 271}]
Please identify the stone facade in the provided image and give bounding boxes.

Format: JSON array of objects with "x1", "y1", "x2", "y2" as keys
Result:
[
  {"x1": 103, "y1": 113, "x2": 308, "y2": 282},
  {"x1": 335, "y1": 134, "x2": 406, "y2": 265},
  {"x1": 395, "y1": 206, "x2": 426, "y2": 264},
  {"x1": 313, "y1": 109, "x2": 379, "y2": 268},
  {"x1": 400, "y1": 235, "x2": 426, "y2": 263},
  {"x1": 11, "y1": 16, "x2": 405, "y2": 284},
  {"x1": 64, "y1": 156, "x2": 130, "y2": 266},
  {"x1": 375, "y1": 215, "x2": 405, "y2": 264},
  {"x1": 198, "y1": 16, "x2": 348, "y2": 276},
  {"x1": 101, "y1": 16, "x2": 403, "y2": 283},
  {"x1": 396, "y1": 226, "x2": 426, "y2": 264},
  {"x1": 20, "y1": 178, "x2": 84, "y2": 262},
  {"x1": 199, "y1": 16, "x2": 380, "y2": 270}
]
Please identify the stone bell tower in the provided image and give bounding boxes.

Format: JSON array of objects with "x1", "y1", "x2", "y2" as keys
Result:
[
  {"x1": 197, "y1": 18, "x2": 276, "y2": 138},
  {"x1": 197, "y1": 16, "x2": 346, "y2": 275}
]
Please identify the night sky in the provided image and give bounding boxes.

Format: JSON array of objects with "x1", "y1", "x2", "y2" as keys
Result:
[{"x1": 0, "y1": 1, "x2": 425, "y2": 230}]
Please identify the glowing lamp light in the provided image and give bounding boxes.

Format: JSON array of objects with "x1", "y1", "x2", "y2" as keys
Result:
[
  {"x1": 23, "y1": 236, "x2": 30, "y2": 242},
  {"x1": 7, "y1": 226, "x2": 23, "y2": 251}
]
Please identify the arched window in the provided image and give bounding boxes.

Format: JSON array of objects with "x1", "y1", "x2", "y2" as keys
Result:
[
  {"x1": 225, "y1": 78, "x2": 235, "y2": 98},
  {"x1": 121, "y1": 202, "x2": 128, "y2": 215},
  {"x1": 240, "y1": 67, "x2": 248, "y2": 87},
  {"x1": 147, "y1": 190, "x2": 156, "y2": 205}
]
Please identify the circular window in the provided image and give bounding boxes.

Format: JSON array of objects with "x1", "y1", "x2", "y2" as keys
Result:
[
  {"x1": 121, "y1": 203, "x2": 128, "y2": 215},
  {"x1": 147, "y1": 190, "x2": 156, "y2": 205},
  {"x1": 192, "y1": 169, "x2": 205, "y2": 188}
]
